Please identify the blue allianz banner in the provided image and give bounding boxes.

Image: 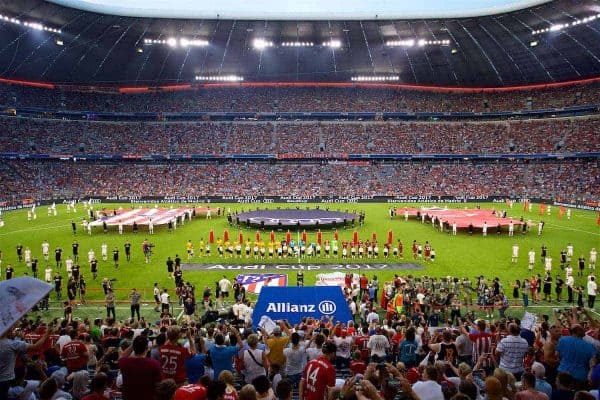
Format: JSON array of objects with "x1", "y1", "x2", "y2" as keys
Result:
[{"x1": 253, "y1": 286, "x2": 352, "y2": 329}]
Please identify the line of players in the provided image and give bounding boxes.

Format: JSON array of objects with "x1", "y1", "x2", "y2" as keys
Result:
[
  {"x1": 511, "y1": 242, "x2": 597, "y2": 274},
  {"x1": 183, "y1": 237, "x2": 436, "y2": 261},
  {"x1": 4, "y1": 238, "x2": 153, "y2": 285}
]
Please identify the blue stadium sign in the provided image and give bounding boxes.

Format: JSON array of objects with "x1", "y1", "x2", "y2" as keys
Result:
[{"x1": 253, "y1": 286, "x2": 352, "y2": 328}]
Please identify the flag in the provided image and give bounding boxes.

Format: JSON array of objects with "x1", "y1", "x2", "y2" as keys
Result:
[
  {"x1": 255, "y1": 231, "x2": 261, "y2": 242},
  {"x1": 0, "y1": 277, "x2": 52, "y2": 337},
  {"x1": 236, "y1": 274, "x2": 288, "y2": 294},
  {"x1": 558, "y1": 206, "x2": 566, "y2": 219},
  {"x1": 209, "y1": 229, "x2": 214, "y2": 244},
  {"x1": 317, "y1": 230, "x2": 322, "y2": 245},
  {"x1": 223, "y1": 229, "x2": 229, "y2": 242},
  {"x1": 539, "y1": 204, "x2": 546, "y2": 216},
  {"x1": 301, "y1": 230, "x2": 307, "y2": 243},
  {"x1": 239, "y1": 231, "x2": 243, "y2": 244},
  {"x1": 387, "y1": 229, "x2": 393, "y2": 245}
]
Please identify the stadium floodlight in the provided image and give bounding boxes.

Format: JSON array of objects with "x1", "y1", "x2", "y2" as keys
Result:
[
  {"x1": 322, "y1": 40, "x2": 342, "y2": 48},
  {"x1": 281, "y1": 41, "x2": 314, "y2": 47},
  {"x1": 533, "y1": 14, "x2": 599, "y2": 35},
  {"x1": 195, "y1": 75, "x2": 244, "y2": 82},
  {"x1": 350, "y1": 76, "x2": 400, "y2": 82},
  {"x1": 386, "y1": 39, "x2": 415, "y2": 47},
  {"x1": 143, "y1": 37, "x2": 209, "y2": 48},
  {"x1": 530, "y1": 41, "x2": 538, "y2": 47},
  {"x1": 1, "y1": 14, "x2": 61, "y2": 33},
  {"x1": 387, "y1": 38, "x2": 449, "y2": 47},
  {"x1": 253, "y1": 38, "x2": 274, "y2": 50},
  {"x1": 166, "y1": 37, "x2": 177, "y2": 47},
  {"x1": 55, "y1": 39, "x2": 64, "y2": 46}
]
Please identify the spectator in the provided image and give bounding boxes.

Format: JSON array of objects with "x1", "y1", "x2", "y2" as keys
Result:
[
  {"x1": 516, "y1": 372, "x2": 548, "y2": 400},
  {"x1": 118, "y1": 335, "x2": 162, "y2": 400},
  {"x1": 411, "y1": 365, "x2": 444, "y2": 400},
  {"x1": 557, "y1": 325, "x2": 596, "y2": 387},
  {"x1": 496, "y1": 323, "x2": 530, "y2": 379}
]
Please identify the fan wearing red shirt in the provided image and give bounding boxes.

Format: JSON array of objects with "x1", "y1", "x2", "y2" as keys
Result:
[
  {"x1": 82, "y1": 372, "x2": 109, "y2": 400},
  {"x1": 159, "y1": 326, "x2": 196, "y2": 384},
  {"x1": 349, "y1": 351, "x2": 366, "y2": 376},
  {"x1": 461, "y1": 319, "x2": 494, "y2": 365},
  {"x1": 174, "y1": 383, "x2": 207, "y2": 400},
  {"x1": 61, "y1": 331, "x2": 89, "y2": 372},
  {"x1": 118, "y1": 335, "x2": 162, "y2": 400},
  {"x1": 300, "y1": 341, "x2": 337, "y2": 400},
  {"x1": 354, "y1": 326, "x2": 371, "y2": 361}
]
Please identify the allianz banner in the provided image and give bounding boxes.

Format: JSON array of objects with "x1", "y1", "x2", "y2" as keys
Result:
[{"x1": 253, "y1": 286, "x2": 352, "y2": 328}]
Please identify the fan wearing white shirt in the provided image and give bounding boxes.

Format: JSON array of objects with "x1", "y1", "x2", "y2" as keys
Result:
[{"x1": 412, "y1": 366, "x2": 444, "y2": 400}]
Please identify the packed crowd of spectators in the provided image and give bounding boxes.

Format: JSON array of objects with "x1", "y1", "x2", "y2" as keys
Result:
[
  {"x1": 1, "y1": 116, "x2": 598, "y2": 156},
  {"x1": 4, "y1": 268, "x2": 600, "y2": 400},
  {"x1": 0, "y1": 82, "x2": 599, "y2": 113},
  {"x1": 0, "y1": 159, "x2": 597, "y2": 202}
]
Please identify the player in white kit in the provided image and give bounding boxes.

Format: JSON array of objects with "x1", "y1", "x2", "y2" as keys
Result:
[
  {"x1": 42, "y1": 240, "x2": 50, "y2": 261},
  {"x1": 545, "y1": 256, "x2": 552, "y2": 273},
  {"x1": 528, "y1": 249, "x2": 535, "y2": 271},
  {"x1": 590, "y1": 248, "x2": 597, "y2": 270},
  {"x1": 452, "y1": 222, "x2": 457, "y2": 236},
  {"x1": 508, "y1": 221, "x2": 514, "y2": 236},
  {"x1": 566, "y1": 243, "x2": 574, "y2": 262},
  {"x1": 101, "y1": 243, "x2": 108, "y2": 261},
  {"x1": 511, "y1": 244, "x2": 519, "y2": 263},
  {"x1": 482, "y1": 222, "x2": 487, "y2": 237}
]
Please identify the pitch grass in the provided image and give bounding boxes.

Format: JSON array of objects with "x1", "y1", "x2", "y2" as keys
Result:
[{"x1": 1, "y1": 202, "x2": 599, "y2": 321}]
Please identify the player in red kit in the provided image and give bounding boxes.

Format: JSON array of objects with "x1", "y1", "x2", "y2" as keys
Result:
[
  {"x1": 159, "y1": 326, "x2": 196, "y2": 384},
  {"x1": 299, "y1": 341, "x2": 337, "y2": 400},
  {"x1": 424, "y1": 241, "x2": 432, "y2": 261}
]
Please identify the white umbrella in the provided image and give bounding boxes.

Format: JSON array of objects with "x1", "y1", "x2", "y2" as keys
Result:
[{"x1": 0, "y1": 277, "x2": 52, "y2": 337}]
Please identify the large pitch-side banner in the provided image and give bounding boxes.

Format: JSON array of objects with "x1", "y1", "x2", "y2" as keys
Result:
[{"x1": 253, "y1": 286, "x2": 352, "y2": 329}]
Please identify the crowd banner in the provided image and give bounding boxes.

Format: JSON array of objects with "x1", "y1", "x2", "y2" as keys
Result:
[
  {"x1": 253, "y1": 286, "x2": 352, "y2": 328},
  {"x1": 315, "y1": 272, "x2": 359, "y2": 287},
  {"x1": 2, "y1": 197, "x2": 599, "y2": 212},
  {"x1": 0, "y1": 277, "x2": 53, "y2": 337}
]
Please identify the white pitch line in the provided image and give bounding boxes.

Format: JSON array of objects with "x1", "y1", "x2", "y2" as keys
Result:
[
  {"x1": 0, "y1": 222, "x2": 71, "y2": 236},
  {"x1": 544, "y1": 223, "x2": 600, "y2": 236}
]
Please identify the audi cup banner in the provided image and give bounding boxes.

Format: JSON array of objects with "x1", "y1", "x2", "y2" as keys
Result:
[
  {"x1": 315, "y1": 272, "x2": 359, "y2": 287},
  {"x1": 252, "y1": 286, "x2": 352, "y2": 329}
]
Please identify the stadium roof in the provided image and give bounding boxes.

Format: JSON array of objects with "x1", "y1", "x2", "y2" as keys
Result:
[
  {"x1": 48, "y1": 0, "x2": 551, "y2": 21},
  {"x1": 0, "y1": 0, "x2": 599, "y2": 87}
]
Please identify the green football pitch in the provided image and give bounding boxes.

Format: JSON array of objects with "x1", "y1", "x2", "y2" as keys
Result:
[{"x1": 1, "y1": 202, "x2": 598, "y2": 320}]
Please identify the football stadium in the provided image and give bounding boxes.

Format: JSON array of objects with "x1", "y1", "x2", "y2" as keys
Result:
[{"x1": 0, "y1": 0, "x2": 599, "y2": 399}]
